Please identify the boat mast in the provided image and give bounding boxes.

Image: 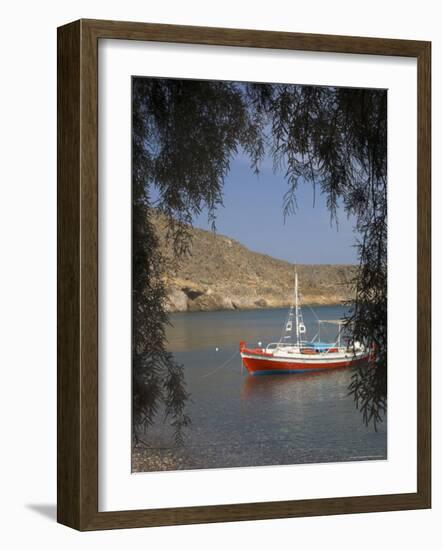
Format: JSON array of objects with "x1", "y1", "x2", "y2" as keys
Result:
[{"x1": 295, "y1": 269, "x2": 300, "y2": 347}]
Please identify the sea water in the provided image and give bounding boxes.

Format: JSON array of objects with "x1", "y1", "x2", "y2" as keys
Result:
[{"x1": 133, "y1": 305, "x2": 387, "y2": 471}]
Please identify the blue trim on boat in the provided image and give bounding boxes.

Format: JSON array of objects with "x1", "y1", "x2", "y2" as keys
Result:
[{"x1": 305, "y1": 342, "x2": 337, "y2": 350}]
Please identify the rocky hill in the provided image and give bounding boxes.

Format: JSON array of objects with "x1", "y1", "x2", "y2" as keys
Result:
[{"x1": 152, "y1": 214, "x2": 357, "y2": 312}]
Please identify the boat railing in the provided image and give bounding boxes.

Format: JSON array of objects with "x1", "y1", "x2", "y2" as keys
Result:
[
  {"x1": 267, "y1": 341, "x2": 349, "y2": 355},
  {"x1": 266, "y1": 342, "x2": 296, "y2": 351}
]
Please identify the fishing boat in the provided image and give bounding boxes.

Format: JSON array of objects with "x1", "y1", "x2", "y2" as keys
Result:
[{"x1": 240, "y1": 270, "x2": 369, "y2": 375}]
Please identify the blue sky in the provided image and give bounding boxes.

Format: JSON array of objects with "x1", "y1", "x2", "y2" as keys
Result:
[{"x1": 189, "y1": 152, "x2": 358, "y2": 265}]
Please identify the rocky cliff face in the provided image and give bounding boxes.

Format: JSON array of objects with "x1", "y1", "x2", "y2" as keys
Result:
[{"x1": 152, "y1": 214, "x2": 356, "y2": 312}]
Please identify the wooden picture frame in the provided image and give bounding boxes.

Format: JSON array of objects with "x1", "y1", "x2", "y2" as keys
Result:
[{"x1": 57, "y1": 18, "x2": 431, "y2": 530}]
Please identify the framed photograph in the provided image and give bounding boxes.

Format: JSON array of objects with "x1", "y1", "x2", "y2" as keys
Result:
[{"x1": 57, "y1": 19, "x2": 431, "y2": 530}]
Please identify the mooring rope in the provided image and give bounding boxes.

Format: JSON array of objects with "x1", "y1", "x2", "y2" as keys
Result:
[{"x1": 201, "y1": 349, "x2": 240, "y2": 378}]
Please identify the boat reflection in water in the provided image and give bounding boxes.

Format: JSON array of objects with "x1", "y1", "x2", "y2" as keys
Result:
[{"x1": 240, "y1": 366, "x2": 354, "y2": 404}]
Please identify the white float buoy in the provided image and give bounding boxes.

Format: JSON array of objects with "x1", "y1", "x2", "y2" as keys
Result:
[{"x1": 215, "y1": 347, "x2": 219, "y2": 352}]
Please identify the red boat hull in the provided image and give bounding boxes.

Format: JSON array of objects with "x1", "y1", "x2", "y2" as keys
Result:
[{"x1": 240, "y1": 344, "x2": 368, "y2": 375}]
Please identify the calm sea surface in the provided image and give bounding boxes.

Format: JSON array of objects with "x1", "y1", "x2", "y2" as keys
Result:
[{"x1": 133, "y1": 306, "x2": 387, "y2": 472}]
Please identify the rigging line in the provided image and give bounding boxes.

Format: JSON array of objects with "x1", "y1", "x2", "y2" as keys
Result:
[
  {"x1": 303, "y1": 299, "x2": 321, "y2": 323},
  {"x1": 201, "y1": 350, "x2": 240, "y2": 378},
  {"x1": 279, "y1": 306, "x2": 293, "y2": 343}
]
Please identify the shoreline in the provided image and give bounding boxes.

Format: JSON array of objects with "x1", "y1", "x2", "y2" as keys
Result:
[{"x1": 167, "y1": 301, "x2": 352, "y2": 314}]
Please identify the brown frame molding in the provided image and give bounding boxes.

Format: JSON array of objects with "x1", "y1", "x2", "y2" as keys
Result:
[{"x1": 57, "y1": 19, "x2": 431, "y2": 531}]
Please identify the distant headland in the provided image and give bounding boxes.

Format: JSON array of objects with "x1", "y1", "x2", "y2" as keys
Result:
[{"x1": 152, "y1": 213, "x2": 357, "y2": 313}]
